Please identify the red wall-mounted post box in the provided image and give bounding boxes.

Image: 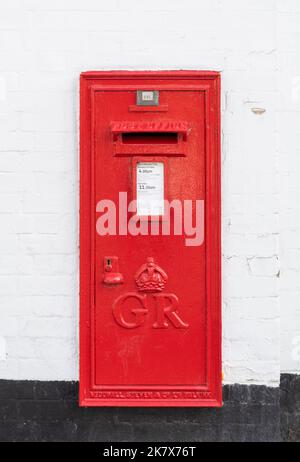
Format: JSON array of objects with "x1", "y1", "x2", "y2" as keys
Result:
[{"x1": 80, "y1": 71, "x2": 221, "y2": 407}]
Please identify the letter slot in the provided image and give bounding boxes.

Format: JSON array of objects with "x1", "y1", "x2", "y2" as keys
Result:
[{"x1": 110, "y1": 121, "x2": 190, "y2": 156}]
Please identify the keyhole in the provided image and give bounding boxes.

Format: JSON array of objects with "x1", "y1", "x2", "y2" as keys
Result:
[{"x1": 107, "y1": 259, "x2": 111, "y2": 266}]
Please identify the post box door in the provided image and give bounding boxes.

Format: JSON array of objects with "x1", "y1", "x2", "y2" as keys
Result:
[{"x1": 80, "y1": 71, "x2": 221, "y2": 407}]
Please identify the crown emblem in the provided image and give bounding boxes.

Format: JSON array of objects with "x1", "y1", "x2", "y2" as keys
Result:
[{"x1": 135, "y1": 257, "x2": 168, "y2": 293}]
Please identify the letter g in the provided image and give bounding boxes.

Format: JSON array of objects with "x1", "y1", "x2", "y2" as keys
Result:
[{"x1": 113, "y1": 293, "x2": 148, "y2": 328}]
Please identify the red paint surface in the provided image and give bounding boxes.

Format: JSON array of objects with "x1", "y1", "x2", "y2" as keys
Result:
[{"x1": 80, "y1": 71, "x2": 221, "y2": 407}]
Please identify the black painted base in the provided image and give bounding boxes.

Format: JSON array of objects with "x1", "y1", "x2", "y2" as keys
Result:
[
  {"x1": 280, "y1": 374, "x2": 300, "y2": 442},
  {"x1": 0, "y1": 375, "x2": 298, "y2": 442}
]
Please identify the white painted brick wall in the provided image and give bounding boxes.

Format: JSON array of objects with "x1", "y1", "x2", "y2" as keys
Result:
[
  {"x1": 0, "y1": 0, "x2": 297, "y2": 385},
  {"x1": 277, "y1": 1, "x2": 300, "y2": 374}
]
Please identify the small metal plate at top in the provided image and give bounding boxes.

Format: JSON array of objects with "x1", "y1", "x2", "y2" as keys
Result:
[{"x1": 136, "y1": 90, "x2": 159, "y2": 106}]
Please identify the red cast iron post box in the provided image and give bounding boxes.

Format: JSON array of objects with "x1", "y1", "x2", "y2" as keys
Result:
[{"x1": 80, "y1": 71, "x2": 221, "y2": 407}]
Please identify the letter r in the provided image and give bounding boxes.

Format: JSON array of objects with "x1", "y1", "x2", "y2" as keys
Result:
[{"x1": 152, "y1": 293, "x2": 189, "y2": 329}]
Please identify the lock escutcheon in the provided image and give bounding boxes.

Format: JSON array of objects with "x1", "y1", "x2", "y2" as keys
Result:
[{"x1": 103, "y1": 256, "x2": 124, "y2": 285}]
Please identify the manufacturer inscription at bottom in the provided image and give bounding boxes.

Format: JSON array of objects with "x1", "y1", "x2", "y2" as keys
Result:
[{"x1": 90, "y1": 390, "x2": 212, "y2": 400}]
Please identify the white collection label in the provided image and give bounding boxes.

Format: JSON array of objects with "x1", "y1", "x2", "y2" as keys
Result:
[{"x1": 136, "y1": 162, "x2": 164, "y2": 216}]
